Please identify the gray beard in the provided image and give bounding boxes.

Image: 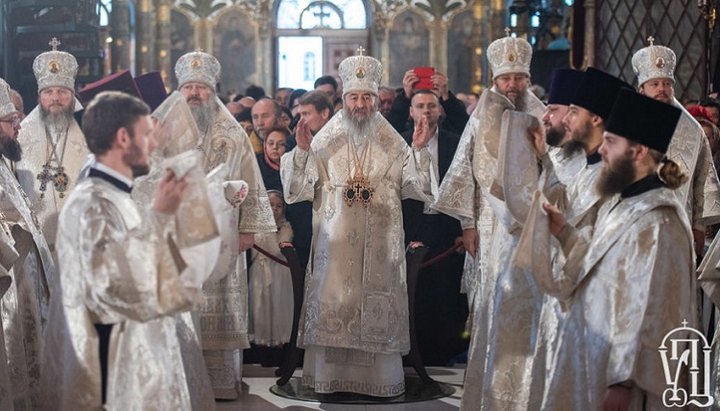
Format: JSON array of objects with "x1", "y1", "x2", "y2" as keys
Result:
[
  {"x1": 513, "y1": 91, "x2": 527, "y2": 112},
  {"x1": 342, "y1": 106, "x2": 376, "y2": 142},
  {"x1": 40, "y1": 105, "x2": 74, "y2": 133},
  {"x1": 190, "y1": 100, "x2": 217, "y2": 134}
]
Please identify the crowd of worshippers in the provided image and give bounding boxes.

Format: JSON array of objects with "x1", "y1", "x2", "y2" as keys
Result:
[{"x1": 3, "y1": 28, "x2": 720, "y2": 411}]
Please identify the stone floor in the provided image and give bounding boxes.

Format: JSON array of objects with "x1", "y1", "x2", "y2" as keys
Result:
[{"x1": 215, "y1": 365, "x2": 464, "y2": 410}]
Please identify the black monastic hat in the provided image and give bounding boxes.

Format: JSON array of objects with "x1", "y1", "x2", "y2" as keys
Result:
[
  {"x1": 570, "y1": 67, "x2": 633, "y2": 121},
  {"x1": 605, "y1": 88, "x2": 681, "y2": 154},
  {"x1": 547, "y1": 69, "x2": 583, "y2": 105},
  {"x1": 78, "y1": 70, "x2": 142, "y2": 106},
  {"x1": 135, "y1": 71, "x2": 168, "y2": 112}
]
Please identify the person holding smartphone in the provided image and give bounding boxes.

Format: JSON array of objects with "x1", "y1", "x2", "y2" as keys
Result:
[{"x1": 386, "y1": 68, "x2": 470, "y2": 136}]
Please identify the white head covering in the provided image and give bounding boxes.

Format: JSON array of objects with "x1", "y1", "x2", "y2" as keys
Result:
[
  {"x1": 338, "y1": 47, "x2": 383, "y2": 96},
  {"x1": 0, "y1": 78, "x2": 16, "y2": 117},
  {"x1": 631, "y1": 36, "x2": 676, "y2": 86},
  {"x1": 33, "y1": 37, "x2": 79, "y2": 92},
  {"x1": 174, "y1": 51, "x2": 221, "y2": 90},
  {"x1": 487, "y1": 28, "x2": 532, "y2": 80}
]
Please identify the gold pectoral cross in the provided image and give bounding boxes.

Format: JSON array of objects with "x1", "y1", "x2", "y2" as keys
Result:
[{"x1": 343, "y1": 175, "x2": 374, "y2": 207}]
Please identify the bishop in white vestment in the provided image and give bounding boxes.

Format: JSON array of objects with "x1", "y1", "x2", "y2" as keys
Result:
[{"x1": 281, "y1": 50, "x2": 435, "y2": 397}]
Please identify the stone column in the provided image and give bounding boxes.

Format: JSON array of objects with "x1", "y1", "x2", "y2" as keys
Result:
[
  {"x1": 110, "y1": 0, "x2": 131, "y2": 72},
  {"x1": 487, "y1": 0, "x2": 506, "y2": 83},
  {"x1": 430, "y1": 19, "x2": 448, "y2": 75},
  {"x1": 583, "y1": 0, "x2": 595, "y2": 68},
  {"x1": 257, "y1": 10, "x2": 273, "y2": 91},
  {"x1": 155, "y1": 0, "x2": 172, "y2": 85},
  {"x1": 135, "y1": 0, "x2": 155, "y2": 74},
  {"x1": 194, "y1": 18, "x2": 212, "y2": 54},
  {"x1": 373, "y1": 13, "x2": 391, "y2": 85},
  {"x1": 472, "y1": 0, "x2": 487, "y2": 89}
]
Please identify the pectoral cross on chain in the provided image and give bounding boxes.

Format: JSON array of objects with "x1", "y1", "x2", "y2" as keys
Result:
[{"x1": 37, "y1": 163, "x2": 53, "y2": 199}]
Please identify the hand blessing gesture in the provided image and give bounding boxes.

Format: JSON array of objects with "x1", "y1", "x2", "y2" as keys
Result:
[
  {"x1": 412, "y1": 115, "x2": 430, "y2": 149},
  {"x1": 295, "y1": 118, "x2": 313, "y2": 151}
]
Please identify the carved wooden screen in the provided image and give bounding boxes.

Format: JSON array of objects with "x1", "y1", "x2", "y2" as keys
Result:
[{"x1": 596, "y1": 0, "x2": 707, "y2": 100}]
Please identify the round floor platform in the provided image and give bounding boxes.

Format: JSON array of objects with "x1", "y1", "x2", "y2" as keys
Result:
[{"x1": 270, "y1": 376, "x2": 455, "y2": 404}]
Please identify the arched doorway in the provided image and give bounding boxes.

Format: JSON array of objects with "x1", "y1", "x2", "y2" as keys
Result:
[{"x1": 274, "y1": 0, "x2": 371, "y2": 90}]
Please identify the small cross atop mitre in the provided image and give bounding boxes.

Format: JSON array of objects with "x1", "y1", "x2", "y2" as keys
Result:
[
  {"x1": 49, "y1": 37, "x2": 61, "y2": 51},
  {"x1": 33, "y1": 36, "x2": 79, "y2": 92},
  {"x1": 338, "y1": 45, "x2": 382, "y2": 96},
  {"x1": 631, "y1": 35, "x2": 676, "y2": 86},
  {"x1": 486, "y1": 27, "x2": 532, "y2": 79}
]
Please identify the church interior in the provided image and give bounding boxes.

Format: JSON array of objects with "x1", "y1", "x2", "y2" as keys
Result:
[
  {"x1": 1, "y1": 0, "x2": 718, "y2": 410},
  {"x1": 3, "y1": 0, "x2": 714, "y2": 110}
]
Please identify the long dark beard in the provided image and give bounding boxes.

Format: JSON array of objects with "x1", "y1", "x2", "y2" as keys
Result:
[
  {"x1": 40, "y1": 104, "x2": 74, "y2": 132},
  {"x1": 342, "y1": 105, "x2": 376, "y2": 139},
  {"x1": 545, "y1": 125, "x2": 566, "y2": 147},
  {"x1": 190, "y1": 99, "x2": 217, "y2": 134},
  {"x1": 0, "y1": 135, "x2": 22, "y2": 161},
  {"x1": 561, "y1": 139, "x2": 585, "y2": 157},
  {"x1": 595, "y1": 151, "x2": 636, "y2": 197}
]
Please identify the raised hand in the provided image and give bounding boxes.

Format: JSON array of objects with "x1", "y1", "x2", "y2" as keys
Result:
[
  {"x1": 152, "y1": 117, "x2": 170, "y2": 149},
  {"x1": 403, "y1": 69, "x2": 419, "y2": 97},
  {"x1": 295, "y1": 118, "x2": 313, "y2": 151},
  {"x1": 431, "y1": 72, "x2": 449, "y2": 100},
  {"x1": 153, "y1": 170, "x2": 188, "y2": 214},
  {"x1": 412, "y1": 115, "x2": 430, "y2": 149}
]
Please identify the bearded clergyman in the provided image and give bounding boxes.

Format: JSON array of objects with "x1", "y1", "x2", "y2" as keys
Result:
[
  {"x1": 0, "y1": 76, "x2": 56, "y2": 410},
  {"x1": 431, "y1": 30, "x2": 546, "y2": 410},
  {"x1": 536, "y1": 88, "x2": 696, "y2": 411},
  {"x1": 16, "y1": 37, "x2": 88, "y2": 253},
  {"x1": 174, "y1": 50, "x2": 276, "y2": 400},
  {"x1": 280, "y1": 49, "x2": 435, "y2": 397}
]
